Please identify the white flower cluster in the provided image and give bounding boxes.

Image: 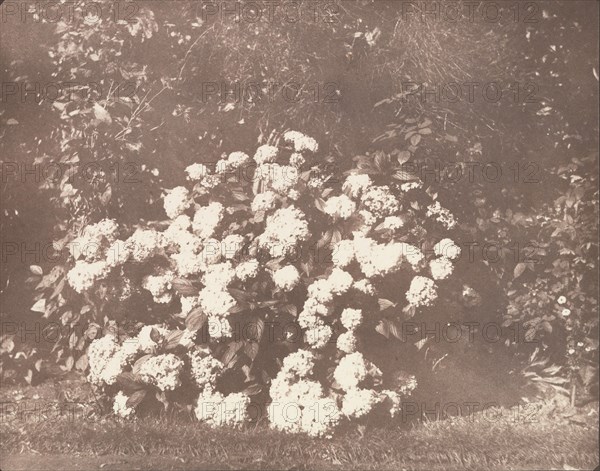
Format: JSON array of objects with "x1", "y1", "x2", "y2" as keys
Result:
[
  {"x1": 353, "y1": 278, "x2": 375, "y2": 295},
  {"x1": 258, "y1": 206, "x2": 309, "y2": 257},
  {"x1": 336, "y1": 308, "x2": 362, "y2": 354},
  {"x1": 299, "y1": 268, "x2": 355, "y2": 349},
  {"x1": 254, "y1": 144, "x2": 279, "y2": 165},
  {"x1": 142, "y1": 272, "x2": 174, "y2": 303},
  {"x1": 113, "y1": 391, "x2": 135, "y2": 419},
  {"x1": 127, "y1": 229, "x2": 165, "y2": 262},
  {"x1": 333, "y1": 352, "x2": 380, "y2": 391},
  {"x1": 427, "y1": 202, "x2": 457, "y2": 229},
  {"x1": 400, "y1": 181, "x2": 423, "y2": 191},
  {"x1": 356, "y1": 210, "x2": 376, "y2": 234},
  {"x1": 340, "y1": 308, "x2": 362, "y2": 330},
  {"x1": 362, "y1": 186, "x2": 399, "y2": 217},
  {"x1": 332, "y1": 239, "x2": 354, "y2": 267},
  {"x1": 272, "y1": 265, "x2": 300, "y2": 291},
  {"x1": 289, "y1": 152, "x2": 305, "y2": 168},
  {"x1": 255, "y1": 163, "x2": 299, "y2": 195},
  {"x1": 341, "y1": 387, "x2": 381, "y2": 418},
  {"x1": 251, "y1": 190, "x2": 278, "y2": 212},
  {"x1": 138, "y1": 353, "x2": 184, "y2": 391},
  {"x1": 332, "y1": 352, "x2": 402, "y2": 419},
  {"x1": 283, "y1": 130, "x2": 319, "y2": 153},
  {"x1": 184, "y1": 163, "x2": 223, "y2": 191},
  {"x1": 342, "y1": 174, "x2": 372, "y2": 198},
  {"x1": 216, "y1": 152, "x2": 250, "y2": 173},
  {"x1": 202, "y1": 261, "x2": 235, "y2": 289},
  {"x1": 269, "y1": 350, "x2": 341, "y2": 437},
  {"x1": 235, "y1": 259, "x2": 260, "y2": 281},
  {"x1": 194, "y1": 386, "x2": 250, "y2": 428},
  {"x1": 434, "y1": 238, "x2": 461, "y2": 260},
  {"x1": 336, "y1": 331, "x2": 357, "y2": 354},
  {"x1": 352, "y1": 237, "x2": 404, "y2": 278},
  {"x1": 185, "y1": 163, "x2": 210, "y2": 181},
  {"x1": 87, "y1": 334, "x2": 121, "y2": 385},
  {"x1": 198, "y1": 288, "x2": 236, "y2": 320},
  {"x1": 327, "y1": 268, "x2": 353, "y2": 295},
  {"x1": 178, "y1": 329, "x2": 197, "y2": 348},
  {"x1": 350, "y1": 237, "x2": 425, "y2": 277},
  {"x1": 189, "y1": 349, "x2": 223, "y2": 390},
  {"x1": 87, "y1": 335, "x2": 140, "y2": 387},
  {"x1": 70, "y1": 219, "x2": 118, "y2": 261},
  {"x1": 163, "y1": 186, "x2": 191, "y2": 219},
  {"x1": 324, "y1": 195, "x2": 356, "y2": 219},
  {"x1": 406, "y1": 276, "x2": 438, "y2": 307},
  {"x1": 192, "y1": 202, "x2": 224, "y2": 239},
  {"x1": 106, "y1": 239, "x2": 131, "y2": 268},
  {"x1": 380, "y1": 216, "x2": 404, "y2": 231},
  {"x1": 304, "y1": 323, "x2": 333, "y2": 349},
  {"x1": 67, "y1": 260, "x2": 110, "y2": 293},
  {"x1": 180, "y1": 296, "x2": 200, "y2": 316},
  {"x1": 429, "y1": 256, "x2": 454, "y2": 280}
]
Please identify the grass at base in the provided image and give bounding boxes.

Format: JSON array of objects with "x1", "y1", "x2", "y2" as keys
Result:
[{"x1": 1, "y1": 408, "x2": 598, "y2": 471}]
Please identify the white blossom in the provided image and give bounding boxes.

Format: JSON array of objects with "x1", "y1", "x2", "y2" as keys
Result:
[
  {"x1": 324, "y1": 195, "x2": 356, "y2": 219},
  {"x1": 251, "y1": 191, "x2": 278, "y2": 213},
  {"x1": 198, "y1": 288, "x2": 236, "y2": 317},
  {"x1": 304, "y1": 323, "x2": 333, "y2": 349},
  {"x1": 185, "y1": 163, "x2": 210, "y2": 181},
  {"x1": 429, "y1": 257, "x2": 454, "y2": 280},
  {"x1": 195, "y1": 387, "x2": 250, "y2": 428},
  {"x1": 70, "y1": 219, "x2": 118, "y2": 262},
  {"x1": 289, "y1": 152, "x2": 306, "y2": 168},
  {"x1": 334, "y1": 352, "x2": 369, "y2": 391},
  {"x1": 362, "y1": 186, "x2": 399, "y2": 217},
  {"x1": 235, "y1": 260, "x2": 260, "y2": 281},
  {"x1": 192, "y1": 202, "x2": 224, "y2": 239},
  {"x1": 189, "y1": 349, "x2": 223, "y2": 390},
  {"x1": 113, "y1": 391, "x2": 135, "y2": 418},
  {"x1": 283, "y1": 131, "x2": 319, "y2": 153},
  {"x1": 341, "y1": 308, "x2": 362, "y2": 330},
  {"x1": 327, "y1": 268, "x2": 353, "y2": 295},
  {"x1": 67, "y1": 260, "x2": 110, "y2": 293},
  {"x1": 336, "y1": 331, "x2": 357, "y2": 354},
  {"x1": 406, "y1": 276, "x2": 438, "y2": 307},
  {"x1": 381, "y1": 216, "x2": 404, "y2": 231},
  {"x1": 342, "y1": 174, "x2": 372, "y2": 199},
  {"x1": 259, "y1": 206, "x2": 309, "y2": 257},
  {"x1": 342, "y1": 388, "x2": 381, "y2": 418},
  {"x1": 87, "y1": 335, "x2": 120, "y2": 385},
  {"x1": 434, "y1": 238, "x2": 461, "y2": 260},
  {"x1": 126, "y1": 229, "x2": 165, "y2": 262},
  {"x1": 163, "y1": 186, "x2": 191, "y2": 219},
  {"x1": 137, "y1": 325, "x2": 169, "y2": 354},
  {"x1": 273, "y1": 265, "x2": 301, "y2": 291},
  {"x1": 254, "y1": 144, "x2": 279, "y2": 165},
  {"x1": 427, "y1": 202, "x2": 457, "y2": 229},
  {"x1": 332, "y1": 240, "x2": 355, "y2": 267},
  {"x1": 138, "y1": 353, "x2": 184, "y2": 391}
]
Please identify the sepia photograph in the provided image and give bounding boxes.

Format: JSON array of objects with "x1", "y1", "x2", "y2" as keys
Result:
[{"x1": 0, "y1": 1, "x2": 598, "y2": 470}]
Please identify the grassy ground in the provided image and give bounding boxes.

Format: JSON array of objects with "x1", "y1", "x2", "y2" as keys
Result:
[
  {"x1": 1, "y1": 377, "x2": 598, "y2": 471},
  {"x1": 1, "y1": 412, "x2": 597, "y2": 470}
]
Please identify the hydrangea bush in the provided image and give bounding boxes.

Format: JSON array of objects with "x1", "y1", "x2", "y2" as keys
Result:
[{"x1": 65, "y1": 132, "x2": 464, "y2": 436}]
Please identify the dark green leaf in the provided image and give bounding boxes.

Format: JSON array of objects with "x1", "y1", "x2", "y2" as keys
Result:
[
  {"x1": 186, "y1": 309, "x2": 207, "y2": 331},
  {"x1": 126, "y1": 389, "x2": 147, "y2": 409}
]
